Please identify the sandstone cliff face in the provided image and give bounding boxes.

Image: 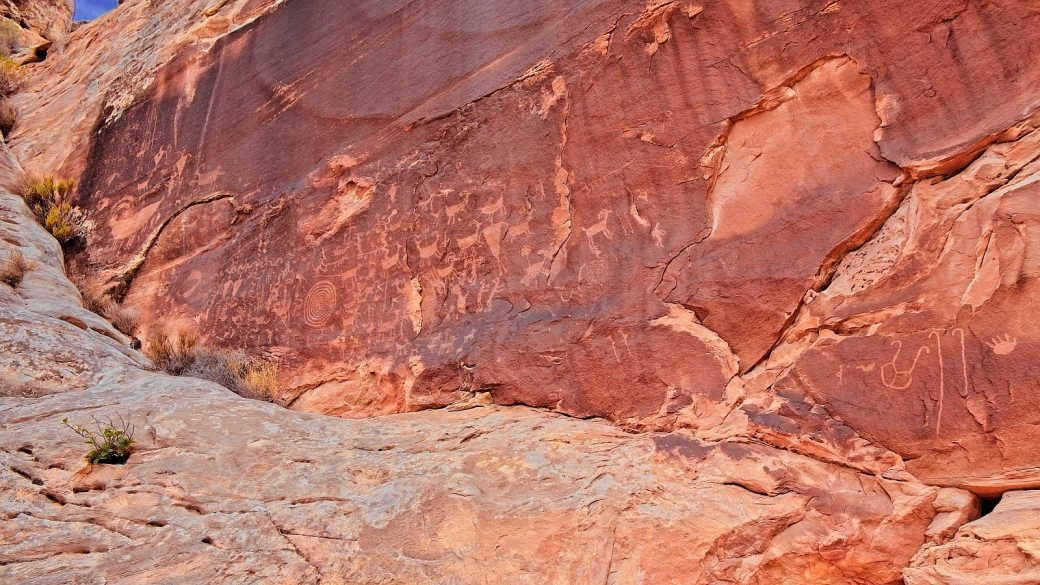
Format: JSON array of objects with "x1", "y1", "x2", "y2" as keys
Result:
[
  {"x1": 907, "y1": 490, "x2": 1040, "y2": 585},
  {"x1": 19, "y1": 0, "x2": 1039, "y2": 500},
  {"x1": 4, "y1": 0, "x2": 1040, "y2": 581},
  {"x1": 0, "y1": 139, "x2": 972, "y2": 583}
]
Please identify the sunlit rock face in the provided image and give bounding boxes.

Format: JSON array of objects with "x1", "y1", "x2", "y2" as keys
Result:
[
  {"x1": 3, "y1": 0, "x2": 1040, "y2": 581},
  {"x1": 41, "y1": 0, "x2": 1040, "y2": 496}
]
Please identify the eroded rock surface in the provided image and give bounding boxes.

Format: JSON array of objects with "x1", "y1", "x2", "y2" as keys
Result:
[
  {"x1": 8, "y1": 0, "x2": 1040, "y2": 504},
  {"x1": 2, "y1": 0, "x2": 1036, "y2": 580},
  {"x1": 0, "y1": 377, "x2": 954, "y2": 584},
  {"x1": 0, "y1": 0, "x2": 72, "y2": 42},
  {"x1": 906, "y1": 490, "x2": 1040, "y2": 585},
  {"x1": 0, "y1": 177, "x2": 962, "y2": 582}
]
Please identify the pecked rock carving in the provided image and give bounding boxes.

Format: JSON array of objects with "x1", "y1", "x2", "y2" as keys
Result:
[
  {"x1": 4, "y1": 0, "x2": 1034, "y2": 495},
  {"x1": 3, "y1": 0, "x2": 1040, "y2": 580}
]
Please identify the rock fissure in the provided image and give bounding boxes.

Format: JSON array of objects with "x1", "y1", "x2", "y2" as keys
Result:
[{"x1": 107, "y1": 191, "x2": 235, "y2": 301}]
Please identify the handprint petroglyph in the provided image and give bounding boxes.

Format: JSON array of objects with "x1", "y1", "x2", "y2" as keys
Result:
[{"x1": 987, "y1": 334, "x2": 1017, "y2": 355}]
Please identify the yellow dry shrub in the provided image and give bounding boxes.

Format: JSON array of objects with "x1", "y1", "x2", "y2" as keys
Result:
[
  {"x1": 0, "y1": 55, "x2": 20, "y2": 96},
  {"x1": 0, "y1": 249, "x2": 35, "y2": 287},
  {"x1": 146, "y1": 328, "x2": 279, "y2": 402},
  {"x1": 19, "y1": 175, "x2": 92, "y2": 243}
]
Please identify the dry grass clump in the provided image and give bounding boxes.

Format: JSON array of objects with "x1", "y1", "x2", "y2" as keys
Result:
[
  {"x1": 107, "y1": 304, "x2": 140, "y2": 337},
  {"x1": 145, "y1": 330, "x2": 197, "y2": 374},
  {"x1": 0, "y1": 56, "x2": 21, "y2": 97},
  {"x1": 72, "y1": 278, "x2": 140, "y2": 336},
  {"x1": 145, "y1": 329, "x2": 279, "y2": 402},
  {"x1": 0, "y1": 249, "x2": 35, "y2": 287},
  {"x1": 19, "y1": 175, "x2": 93, "y2": 243},
  {"x1": 0, "y1": 99, "x2": 15, "y2": 137},
  {"x1": 0, "y1": 19, "x2": 20, "y2": 58}
]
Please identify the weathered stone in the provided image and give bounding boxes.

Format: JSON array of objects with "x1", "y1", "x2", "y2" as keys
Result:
[
  {"x1": 21, "y1": 0, "x2": 1031, "y2": 441},
  {"x1": 6, "y1": 0, "x2": 1039, "y2": 502},
  {"x1": 0, "y1": 198, "x2": 950, "y2": 581},
  {"x1": 0, "y1": 0, "x2": 71, "y2": 42},
  {"x1": 772, "y1": 119, "x2": 1040, "y2": 494},
  {"x1": 906, "y1": 490, "x2": 1040, "y2": 585}
]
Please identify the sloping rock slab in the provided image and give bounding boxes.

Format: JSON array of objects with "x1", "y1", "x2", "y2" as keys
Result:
[{"x1": 2, "y1": 374, "x2": 947, "y2": 584}]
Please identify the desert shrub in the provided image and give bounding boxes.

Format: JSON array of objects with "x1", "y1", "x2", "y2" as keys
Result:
[
  {"x1": 19, "y1": 175, "x2": 93, "y2": 243},
  {"x1": 0, "y1": 98, "x2": 15, "y2": 137},
  {"x1": 239, "y1": 360, "x2": 279, "y2": 401},
  {"x1": 62, "y1": 414, "x2": 137, "y2": 465},
  {"x1": 0, "y1": 19, "x2": 20, "y2": 57},
  {"x1": 70, "y1": 278, "x2": 139, "y2": 335},
  {"x1": 76, "y1": 281, "x2": 113, "y2": 315},
  {"x1": 147, "y1": 329, "x2": 279, "y2": 401},
  {"x1": 0, "y1": 249, "x2": 35, "y2": 287},
  {"x1": 0, "y1": 56, "x2": 20, "y2": 97},
  {"x1": 107, "y1": 304, "x2": 140, "y2": 336},
  {"x1": 145, "y1": 329, "x2": 198, "y2": 374}
]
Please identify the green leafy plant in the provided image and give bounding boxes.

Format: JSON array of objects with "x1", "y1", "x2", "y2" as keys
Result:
[
  {"x1": 62, "y1": 414, "x2": 137, "y2": 465},
  {"x1": 0, "y1": 249, "x2": 35, "y2": 287},
  {"x1": 19, "y1": 175, "x2": 93, "y2": 243}
]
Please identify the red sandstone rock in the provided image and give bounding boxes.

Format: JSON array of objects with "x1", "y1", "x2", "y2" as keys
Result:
[
  {"x1": 7, "y1": 0, "x2": 1038, "y2": 502},
  {"x1": 906, "y1": 490, "x2": 1040, "y2": 585},
  {"x1": 0, "y1": 181, "x2": 954, "y2": 581},
  {"x1": 0, "y1": 0, "x2": 71, "y2": 41},
  {"x1": 2, "y1": 0, "x2": 1036, "y2": 580}
]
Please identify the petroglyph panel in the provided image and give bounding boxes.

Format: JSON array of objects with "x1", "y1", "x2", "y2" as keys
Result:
[
  {"x1": 781, "y1": 141, "x2": 1040, "y2": 492},
  {"x1": 72, "y1": 0, "x2": 1040, "y2": 495}
]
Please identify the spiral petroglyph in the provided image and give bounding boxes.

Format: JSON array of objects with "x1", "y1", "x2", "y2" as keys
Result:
[{"x1": 303, "y1": 281, "x2": 337, "y2": 328}]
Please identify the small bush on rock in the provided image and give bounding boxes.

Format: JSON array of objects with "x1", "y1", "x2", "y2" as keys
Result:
[
  {"x1": 0, "y1": 19, "x2": 20, "y2": 57},
  {"x1": 0, "y1": 249, "x2": 35, "y2": 287},
  {"x1": 145, "y1": 329, "x2": 280, "y2": 402},
  {"x1": 73, "y1": 280, "x2": 140, "y2": 336},
  {"x1": 62, "y1": 414, "x2": 137, "y2": 465},
  {"x1": 0, "y1": 98, "x2": 15, "y2": 137},
  {"x1": 0, "y1": 56, "x2": 21, "y2": 97},
  {"x1": 19, "y1": 175, "x2": 93, "y2": 243},
  {"x1": 146, "y1": 329, "x2": 197, "y2": 374},
  {"x1": 107, "y1": 304, "x2": 140, "y2": 336}
]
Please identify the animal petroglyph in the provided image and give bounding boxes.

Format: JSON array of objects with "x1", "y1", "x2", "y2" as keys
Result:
[
  {"x1": 303, "y1": 281, "x2": 338, "y2": 328},
  {"x1": 987, "y1": 334, "x2": 1017, "y2": 355},
  {"x1": 583, "y1": 209, "x2": 614, "y2": 257}
]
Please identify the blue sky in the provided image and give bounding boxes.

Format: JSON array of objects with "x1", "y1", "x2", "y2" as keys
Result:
[{"x1": 74, "y1": 0, "x2": 119, "y2": 20}]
